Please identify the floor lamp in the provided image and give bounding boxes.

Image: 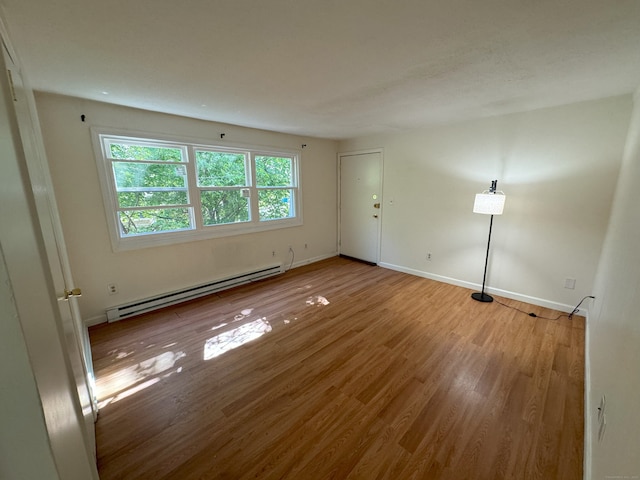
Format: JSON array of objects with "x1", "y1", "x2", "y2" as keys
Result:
[{"x1": 471, "y1": 180, "x2": 506, "y2": 303}]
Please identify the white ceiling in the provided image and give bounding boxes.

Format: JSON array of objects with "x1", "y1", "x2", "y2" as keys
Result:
[{"x1": 2, "y1": 0, "x2": 640, "y2": 139}]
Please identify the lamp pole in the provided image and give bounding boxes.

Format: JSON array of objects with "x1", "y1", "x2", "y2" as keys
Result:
[{"x1": 472, "y1": 213, "x2": 494, "y2": 302}]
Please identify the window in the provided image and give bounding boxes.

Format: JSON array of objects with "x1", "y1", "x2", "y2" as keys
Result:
[
  {"x1": 255, "y1": 155, "x2": 295, "y2": 221},
  {"x1": 93, "y1": 131, "x2": 301, "y2": 250},
  {"x1": 196, "y1": 149, "x2": 251, "y2": 226}
]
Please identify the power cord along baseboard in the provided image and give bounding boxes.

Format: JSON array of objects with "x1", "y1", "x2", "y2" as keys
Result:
[{"x1": 496, "y1": 295, "x2": 595, "y2": 320}]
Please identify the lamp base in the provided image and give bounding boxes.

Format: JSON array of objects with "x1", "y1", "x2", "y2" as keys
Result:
[{"x1": 471, "y1": 292, "x2": 494, "y2": 303}]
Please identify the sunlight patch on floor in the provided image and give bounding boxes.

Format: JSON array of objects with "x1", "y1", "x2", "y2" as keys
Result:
[
  {"x1": 96, "y1": 350, "x2": 185, "y2": 408},
  {"x1": 306, "y1": 295, "x2": 329, "y2": 306},
  {"x1": 204, "y1": 317, "x2": 272, "y2": 360},
  {"x1": 202, "y1": 294, "x2": 329, "y2": 361}
]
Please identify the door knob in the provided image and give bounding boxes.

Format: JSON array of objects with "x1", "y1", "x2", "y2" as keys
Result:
[
  {"x1": 63, "y1": 288, "x2": 82, "y2": 300},
  {"x1": 373, "y1": 214, "x2": 378, "y2": 218},
  {"x1": 373, "y1": 203, "x2": 380, "y2": 209}
]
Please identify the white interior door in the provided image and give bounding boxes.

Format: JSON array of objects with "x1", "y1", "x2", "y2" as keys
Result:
[
  {"x1": 339, "y1": 151, "x2": 382, "y2": 263},
  {"x1": 4, "y1": 45, "x2": 97, "y2": 457}
]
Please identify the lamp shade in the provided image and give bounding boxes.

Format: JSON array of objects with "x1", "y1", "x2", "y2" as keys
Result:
[{"x1": 473, "y1": 193, "x2": 505, "y2": 215}]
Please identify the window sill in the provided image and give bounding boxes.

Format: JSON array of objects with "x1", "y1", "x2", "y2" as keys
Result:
[{"x1": 110, "y1": 217, "x2": 303, "y2": 252}]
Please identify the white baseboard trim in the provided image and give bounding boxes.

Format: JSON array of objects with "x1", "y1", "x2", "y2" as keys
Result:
[
  {"x1": 378, "y1": 262, "x2": 586, "y2": 315},
  {"x1": 289, "y1": 252, "x2": 338, "y2": 270}
]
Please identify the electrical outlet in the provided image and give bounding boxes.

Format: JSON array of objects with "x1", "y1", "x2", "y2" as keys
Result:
[
  {"x1": 427, "y1": 252, "x2": 432, "y2": 261},
  {"x1": 304, "y1": 243, "x2": 308, "y2": 249},
  {"x1": 272, "y1": 250, "x2": 276, "y2": 257},
  {"x1": 107, "y1": 283, "x2": 118, "y2": 295}
]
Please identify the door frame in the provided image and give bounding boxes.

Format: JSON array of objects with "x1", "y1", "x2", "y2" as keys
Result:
[{"x1": 337, "y1": 148, "x2": 384, "y2": 264}]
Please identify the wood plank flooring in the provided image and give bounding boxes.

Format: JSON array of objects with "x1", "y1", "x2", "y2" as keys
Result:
[{"x1": 90, "y1": 256, "x2": 584, "y2": 479}]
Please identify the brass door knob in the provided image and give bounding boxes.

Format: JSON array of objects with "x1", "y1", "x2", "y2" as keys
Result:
[{"x1": 63, "y1": 288, "x2": 82, "y2": 300}]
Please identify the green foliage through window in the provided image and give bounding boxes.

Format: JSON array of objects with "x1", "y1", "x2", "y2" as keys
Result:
[
  {"x1": 97, "y1": 134, "x2": 300, "y2": 246},
  {"x1": 201, "y1": 190, "x2": 250, "y2": 225},
  {"x1": 196, "y1": 151, "x2": 247, "y2": 187},
  {"x1": 118, "y1": 191, "x2": 188, "y2": 208},
  {"x1": 256, "y1": 156, "x2": 293, "y2": 187},
  {"x1": 109, "y1": 143, "x2": 183, "y2": 162},
  {"x1": 119, "y1": 208, "x2": 191, "y2": 235},
  {"x1": 259, "y1": 189, "x2": 293, "y2": 220}
]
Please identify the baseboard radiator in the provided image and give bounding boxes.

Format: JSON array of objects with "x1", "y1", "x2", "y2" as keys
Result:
[{"x1": 106, "y1": 264, "x2": 284, "y2": 322}]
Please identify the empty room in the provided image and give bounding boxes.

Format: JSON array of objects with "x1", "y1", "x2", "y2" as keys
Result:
[{"x1": 0, "y1": 1, "x2": 639, "y2": 479}]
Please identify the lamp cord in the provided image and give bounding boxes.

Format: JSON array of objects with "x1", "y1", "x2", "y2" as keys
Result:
[
  {"x1": 285, "y1": 246, "x2": 295, "y2": 272},
  {"x1": 494, "y1": 295, "x2": 595, "y2": 320}
]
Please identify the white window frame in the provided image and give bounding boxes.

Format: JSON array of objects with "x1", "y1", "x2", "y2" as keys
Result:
[{"x1": 92, "y1": 128, "x2": 302, "y2": 251}]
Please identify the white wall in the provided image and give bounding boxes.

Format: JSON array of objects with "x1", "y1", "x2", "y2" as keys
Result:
[
  {"x1": 35, "y1": 93, "x2": 338, "y2": 323},
  {"x1": 338, "y1": 96, "x2": 632, "y2": 311},
  {"x1": 587, "y1": 88, "x2": 640, "y2": 478}
]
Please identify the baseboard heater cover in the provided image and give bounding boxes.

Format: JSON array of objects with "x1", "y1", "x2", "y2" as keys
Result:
[{"x1": 106, "y1": 264, "x2": 284, "y2": 322}]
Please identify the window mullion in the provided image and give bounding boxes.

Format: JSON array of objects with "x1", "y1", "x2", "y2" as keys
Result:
[
  {"x1": 248, "y1": 152, "x2": 258, "y2": 224},
  {"x1": 187, "y1": 145, "x2": 203, "y2": 230}
]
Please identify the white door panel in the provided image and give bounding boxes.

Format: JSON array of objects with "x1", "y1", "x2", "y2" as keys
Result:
[
  {"x1": 339, "y1": 152, "x2": 382, "y2": 263},
  {"x1": 1, "y1": 39, "x2": 99, "y2": 478},
  {"x1": 5, "y1": 45, "x2": 97, "y2": 458}
]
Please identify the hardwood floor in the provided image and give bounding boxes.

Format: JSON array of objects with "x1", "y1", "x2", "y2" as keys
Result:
[{"x1": 90, "y1": 256, "x2": 584, "y2": 479}]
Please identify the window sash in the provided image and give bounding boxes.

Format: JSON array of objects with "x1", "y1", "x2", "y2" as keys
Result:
[{"x1": 105, "y1": 139, "x2": 187, "y2": 163}]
